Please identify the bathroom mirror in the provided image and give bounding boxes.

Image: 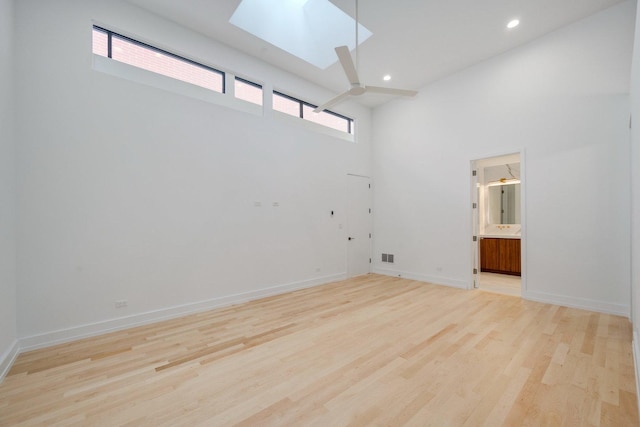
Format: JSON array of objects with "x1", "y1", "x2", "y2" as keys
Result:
[{"x1": 488, "y1": 183, "x2": 521, "y2": 224}]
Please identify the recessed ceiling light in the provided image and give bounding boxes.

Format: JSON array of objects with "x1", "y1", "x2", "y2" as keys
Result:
[
  {"x1": 507, "y1": 19, "x2": 520, "y2": 29},
  {"x1": 383, "y1": 75, "x2": 391, "y2": 81}
]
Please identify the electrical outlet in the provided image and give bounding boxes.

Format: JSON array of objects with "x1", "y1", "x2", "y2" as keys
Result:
[{"x1": 115, "y1": 300, "x2": 128, "y2": 309}]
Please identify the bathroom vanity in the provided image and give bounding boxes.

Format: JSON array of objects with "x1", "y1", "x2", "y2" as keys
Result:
[{"x1": 479, "y1": 236, "x2": 521, "y2": 276}]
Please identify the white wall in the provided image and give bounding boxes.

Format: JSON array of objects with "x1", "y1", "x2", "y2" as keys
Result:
[
  {"x1": 14, "y1": 0, "x2": 372, "y2": 346},
  {"x1": 629, "y1": 0, "x2": 640, "y2": 387},
  {"x1": 372, "y1": 1, "x2": 634, "y2": 315},
  {"x1": 0, "y1": 0, "x2": 18, "y2": 376}
]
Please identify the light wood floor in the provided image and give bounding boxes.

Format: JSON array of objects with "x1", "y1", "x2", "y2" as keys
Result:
[{"x1": 1, "y1": 274, "x2": 637, "y2": 426}]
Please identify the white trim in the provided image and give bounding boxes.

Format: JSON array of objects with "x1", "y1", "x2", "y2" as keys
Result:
[
  {"x1": 633, "y1": 331, "x2": 640, "y2": 418},
  {"x1": 470, "y1": 159, "x2": 479, "y2": 290},
  {"x1": 525, "y1": 290, "x2": 629, "y2": 317},
  {"x1": 373, "y1": 268, "x2": 468, "y2": 290},
  {"x1": 519, "y1": 148, "x2": 528, "y2": 296},
  {"x1": 19, "y1": 273, "x2": 346, "y2": 352},
  {"x1": 0, "y1": 340, "x2": 20, "y2": 383}
]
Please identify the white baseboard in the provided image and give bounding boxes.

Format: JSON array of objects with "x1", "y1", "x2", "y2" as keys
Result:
[
  {"x1": 372, "y1": 267, "x2": 469, "y2": 290},
  {"x1": 525, "y1": 290, "x2": 629, "y2": 317},
  {"x1": 0, "y1": 340, "x2": 20, "y2": 382},
  {"x1": 19, "y1": 273, "x2": 346, "y2": 352},
  {"x1": 634, "y1": 332, "x2": 640, "y2": 418}
]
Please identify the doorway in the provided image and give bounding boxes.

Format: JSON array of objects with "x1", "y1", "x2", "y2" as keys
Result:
[
  {"x1": 346, "y1": 174, "x2": 372, "y2": 278},
  {"x1": 471, "y1": 153, "x2": 524, "y2": 296}
]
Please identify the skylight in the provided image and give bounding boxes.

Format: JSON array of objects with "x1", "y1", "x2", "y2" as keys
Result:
[{"x1": 230, "y1": 0, "x2": 372, "y2": 69}]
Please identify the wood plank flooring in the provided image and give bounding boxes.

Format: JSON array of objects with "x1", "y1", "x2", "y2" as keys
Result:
[{"x1": 0, "y1": 274, "x2": 637, "y2": 426}]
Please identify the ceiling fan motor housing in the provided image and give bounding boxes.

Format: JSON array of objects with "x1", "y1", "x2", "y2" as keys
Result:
[{"x1": 349, "y1": 84, "x2": 366, "y2": 96}]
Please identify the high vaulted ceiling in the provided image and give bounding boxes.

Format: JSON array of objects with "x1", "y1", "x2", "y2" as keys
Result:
[{"x1": 126, "y1": 0, "x2": 625, "y2": 107}]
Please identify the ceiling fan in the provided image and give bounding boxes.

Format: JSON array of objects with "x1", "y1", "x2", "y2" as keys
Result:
[{"x1": 314, "y1": 0, "x2": 418, "y2": 113}]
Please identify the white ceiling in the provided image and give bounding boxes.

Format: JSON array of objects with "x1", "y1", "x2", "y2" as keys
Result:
[{"x1": 126, "y1": 0, "x2": 625, "y2": 108}]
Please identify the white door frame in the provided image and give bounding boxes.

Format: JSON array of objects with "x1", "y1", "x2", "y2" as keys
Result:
[
  {"x1": 346, "y1": 173, "x2": 372, "y2": 278},
  {"x1": 471, "y1": 161, "x2": 480, "y2": 289}
]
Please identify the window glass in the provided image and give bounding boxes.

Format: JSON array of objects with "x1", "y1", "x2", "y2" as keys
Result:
[
  {"x1": 93, "y1": 26, "x2": 224, "y2": 93},
  {"x1": 92, "y1": 28, "x2": 108, "y2": 57},
  {"x1": 302, "y1": 105, "x2": 351, "y2": 134},
  {"x1": 273, "y1": 91, "x2": 353, "y2": 134},
  {"x1": 272, "y1": 92, "x2": 300, "y2": 117},
  {"x1": 110, "y1": 36, "x2": 223, "y2": 92},
  {"x1": 235, "y1": 78, "x2": 263, "y2": 106}
]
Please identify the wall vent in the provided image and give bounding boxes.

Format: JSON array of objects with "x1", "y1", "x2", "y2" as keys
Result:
[{"x1": 381, "y1": 253, "x2": 394, "y2": 263}]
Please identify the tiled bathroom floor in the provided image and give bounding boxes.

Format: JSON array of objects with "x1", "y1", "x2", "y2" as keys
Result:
[{"x1": 479, "y1": 272, "x2": 521, "y2": 297}]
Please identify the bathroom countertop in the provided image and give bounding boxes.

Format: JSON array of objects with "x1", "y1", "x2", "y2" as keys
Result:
[{"x1": 478, "y1": 234, "x2": 521, "y2": 239}]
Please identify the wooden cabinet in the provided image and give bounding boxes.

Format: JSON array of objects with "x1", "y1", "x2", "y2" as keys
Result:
[{"x1": 480, "y1": 238, "x2": 521, "y2": 276}]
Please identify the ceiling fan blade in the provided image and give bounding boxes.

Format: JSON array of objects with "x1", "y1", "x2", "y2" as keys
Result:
[
  {"x1": 365, "y1": 86, "x2": 418, "y2": 97},
  {"x1": 335, "y1": 46, "x2": 360, "y2": 86},
  {"x1": 313, "y1": 91, "x2": 351, "y2": 113}
]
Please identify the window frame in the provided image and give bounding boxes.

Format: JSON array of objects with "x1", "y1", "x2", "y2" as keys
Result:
[
  {"x1": 92, "y1": 25, "x2": 226, "y2": 94},
  {"x1": 273, "y1": 91, "x2": 354, "y2": 135}
]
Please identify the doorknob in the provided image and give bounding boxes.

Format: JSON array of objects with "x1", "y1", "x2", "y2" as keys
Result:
[{"x1": 348, "y1": 237, "x2": 355, "y2": 241}]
